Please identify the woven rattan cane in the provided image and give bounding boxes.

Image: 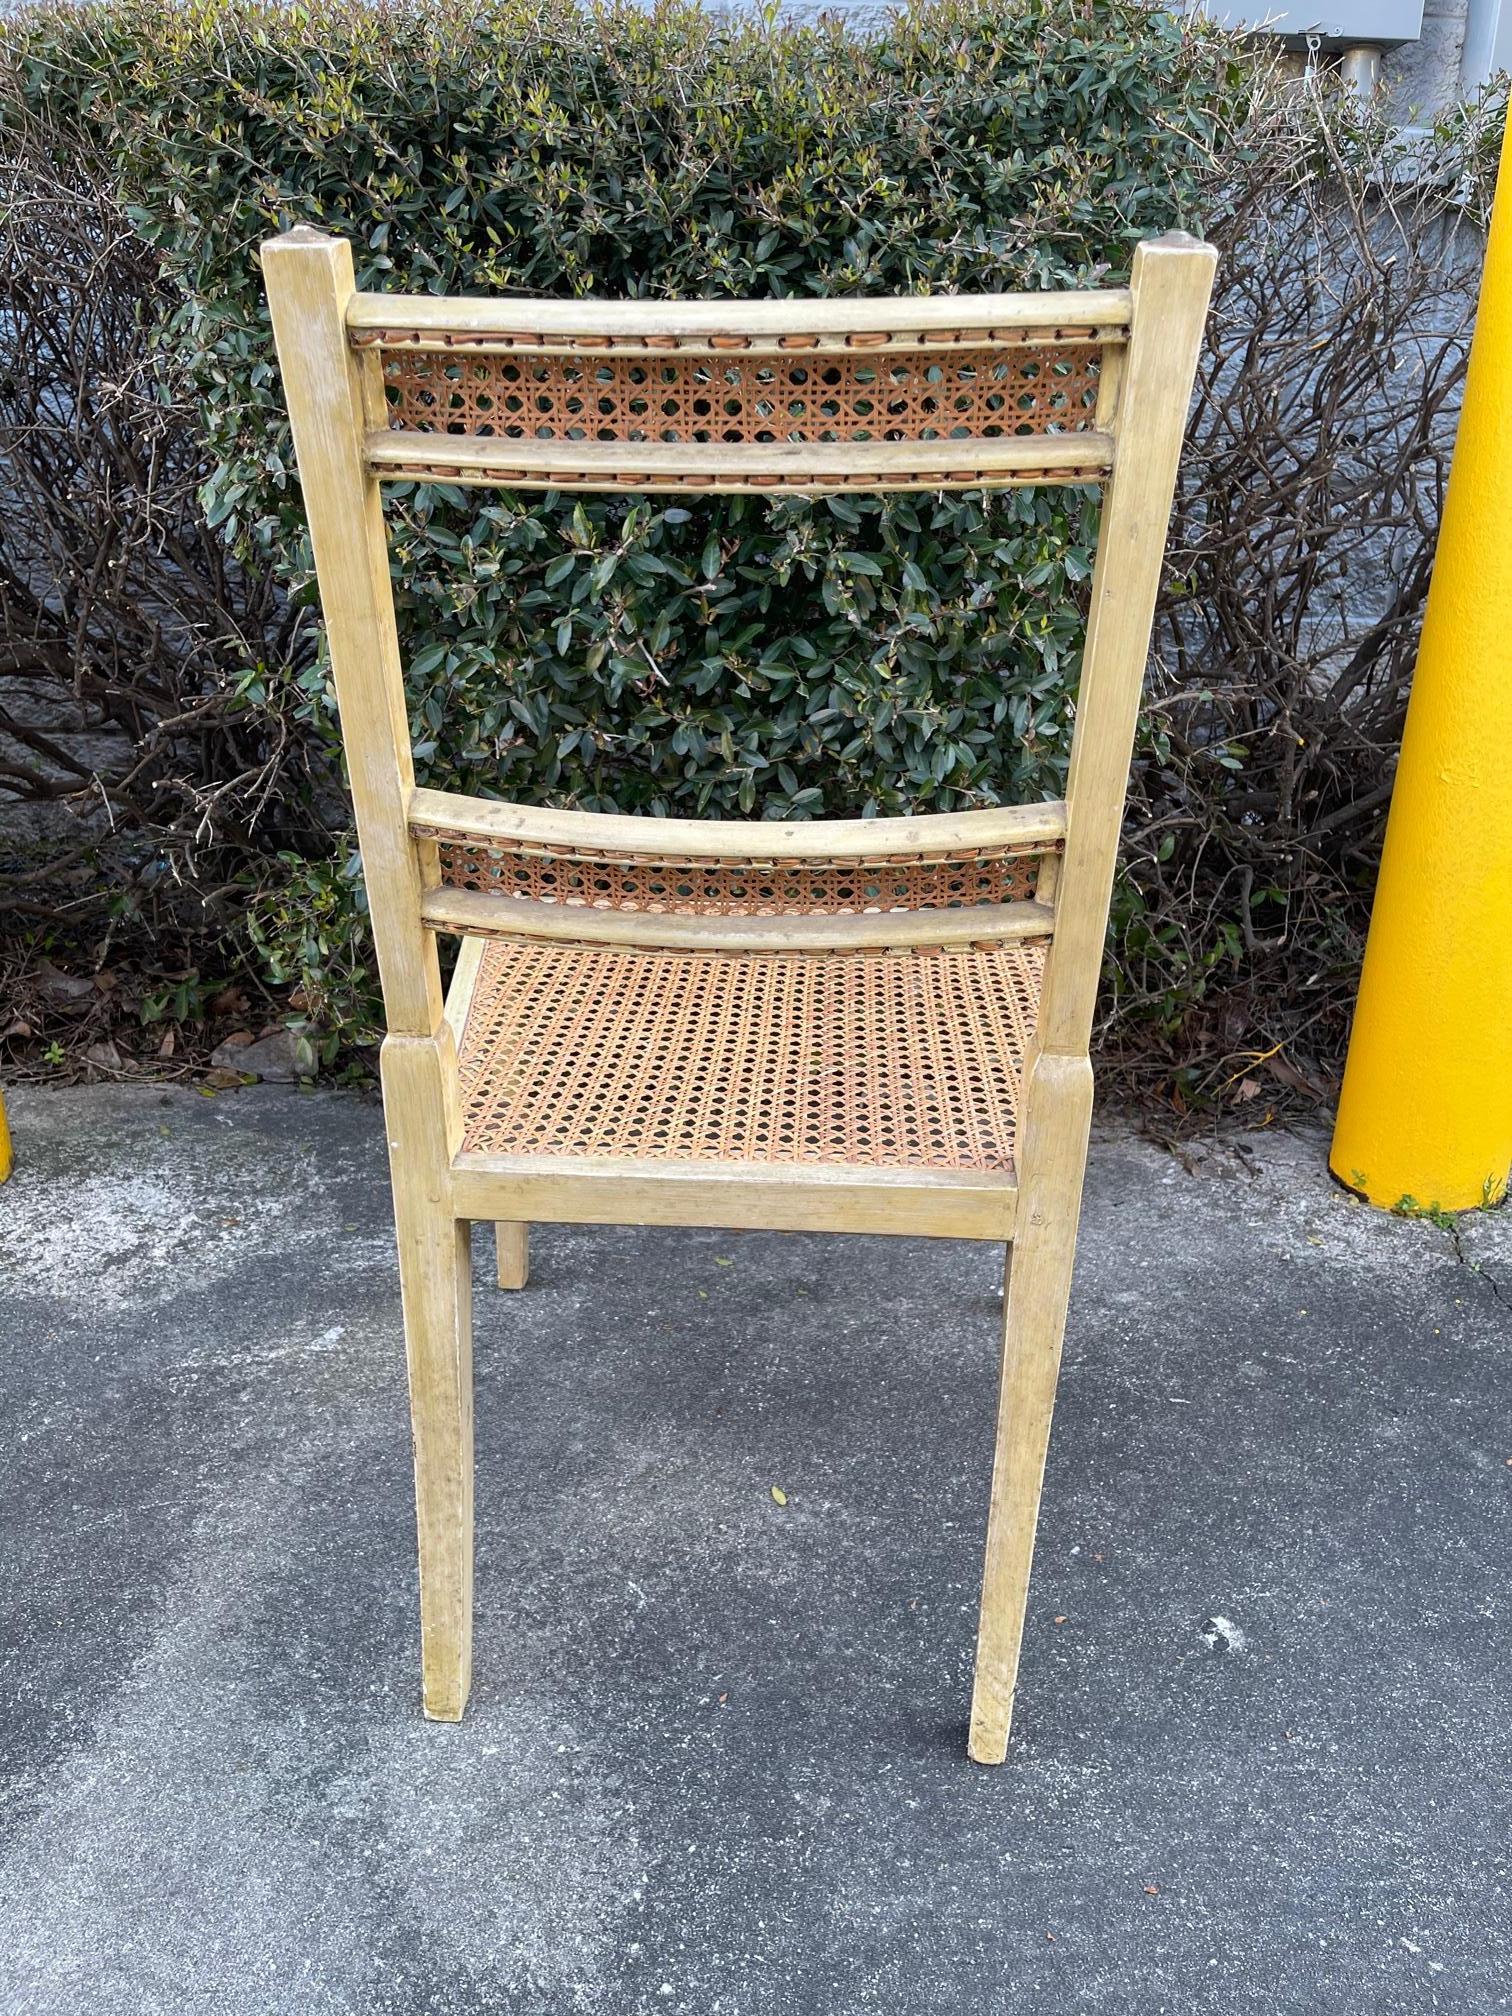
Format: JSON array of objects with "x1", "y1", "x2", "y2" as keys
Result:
[
  {"x1": 418, "y1": 827, "x2": 1050, "y2": 915},
  {"x1": 377, "y1": 340, "x2": 1101, "y2": 445},
  {"x1": 456, "y1": 937, "x2": 1044, "y2": 1171},
  {"x1": 263, "y1": 225, "x2": 1216, "y2": 1761}
]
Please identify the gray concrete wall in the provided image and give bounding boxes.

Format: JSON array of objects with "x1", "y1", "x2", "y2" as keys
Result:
[{"x1": 1388, "y1": 0, "x2": 1472, "y2": 117}]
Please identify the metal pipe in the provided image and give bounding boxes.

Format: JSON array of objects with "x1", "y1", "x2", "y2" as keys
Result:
[{"x1": 1339, "y1": 43, "x2": 1384, "y2": 95}]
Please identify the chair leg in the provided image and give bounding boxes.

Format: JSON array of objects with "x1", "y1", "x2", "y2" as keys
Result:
[
  {"x1": 382, "y1": 1034, "x2": 474, "y2": 1723},
  {"x1": 494, "y1": 1221, "x2": 529, "y2": 1290},
  {"x1": 968, "y1": 1051, "x2": 1093, "y2": 1764}
]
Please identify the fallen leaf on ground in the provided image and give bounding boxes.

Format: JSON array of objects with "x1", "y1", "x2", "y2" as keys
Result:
[
  {"x1": 1264, "y1": 1053, "x2": 1331, "y2": 1102},
  {"x1": 770, "y1": 1485, "x2": 787, "y2": 1506},
  {"x1": 37, "y1": 966, "x2": 94, "y2": 1006}
]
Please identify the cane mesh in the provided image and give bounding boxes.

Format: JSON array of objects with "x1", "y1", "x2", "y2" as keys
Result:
[
  {"x1": 418, "y1": 827, "x2": 1049, "y2": 916},
  {"x1": 456, "y1": 937, "x2": 1045, "y2": 1172},
  {"x1": 378, "y1": 341, "x2": 1100, "y2": 445}
]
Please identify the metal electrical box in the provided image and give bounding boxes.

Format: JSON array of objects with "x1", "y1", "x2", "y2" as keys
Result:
[{"x1": 1189, "y1": 1, "x2": 1426, "y2": 43}]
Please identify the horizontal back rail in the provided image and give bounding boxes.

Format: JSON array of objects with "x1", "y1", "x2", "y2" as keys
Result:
[
  {"x1": 366, "y1": 429, "x2": 1113, "y2": 494},
  {"x1": 347, "y1": 289, "x2": 1132, "y2": 346},
  {"x1": 409, "y1": 787, "x2": 1067, "y2": 859},
  {"x1": 410, "y1": 785, "x2": 1066, "y2": 950},
  {"x1": 421, "y1": 888, "x2": 1056, "y2": 952}
]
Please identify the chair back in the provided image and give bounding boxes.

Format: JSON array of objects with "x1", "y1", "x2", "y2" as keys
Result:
[{"x1": 262, "y1": 229, "x2": 1215, "y2": 1059}]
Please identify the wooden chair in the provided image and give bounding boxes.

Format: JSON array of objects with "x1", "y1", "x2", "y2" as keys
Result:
[{"x1": 262, "y1": 226, "x2": 1214, "y2": 1763}]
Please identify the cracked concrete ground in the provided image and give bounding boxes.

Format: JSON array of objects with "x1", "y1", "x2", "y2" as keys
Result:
[{"x1": 1, "y1": 1083, "x2": 1508, "y2": 2015}]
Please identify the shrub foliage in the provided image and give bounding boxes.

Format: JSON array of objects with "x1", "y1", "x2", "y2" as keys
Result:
[
  {"x1": 1122, "y1": 92, "x2": 1500, "y2": 1104},
  {"x1": 0, "y1": 0, "x2": 1498, "y2": 1108},
  {"x1": 3, "y1": 0, "x2": 1239, "y2": 1047}
]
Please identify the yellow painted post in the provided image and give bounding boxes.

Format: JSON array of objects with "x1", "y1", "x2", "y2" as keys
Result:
[
  {"x1": 1329, "y1": 119, "x2": 1512, "y2": 1214},
  {"x1": 0, "y1": 1089, "x2": 12, "y2": 1184}
]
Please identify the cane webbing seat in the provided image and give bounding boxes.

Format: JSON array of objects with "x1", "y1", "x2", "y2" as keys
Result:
[
  {"x1": 263, "y1": 226, "x2": 1215, "y2": 1763},
  {"x1": 455, "y1": 937, "x2": 1045, "y2": 1172}
]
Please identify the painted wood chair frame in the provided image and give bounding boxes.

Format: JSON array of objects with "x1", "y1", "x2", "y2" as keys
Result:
[{"x1": 262, "y1": 226, "x2": 1215, "y2": 1763}]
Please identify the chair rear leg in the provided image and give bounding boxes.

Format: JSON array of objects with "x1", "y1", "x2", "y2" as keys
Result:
[
  {"x1": 494, "y1": 1221, "x2": 529, "y2": 1289},
  {"x1": 968, "y1": 1052, "x2": 1093, "y2": 1764},
  {"x1": 382, "y1": 1035, "x2": 475, "y2": 1723}
]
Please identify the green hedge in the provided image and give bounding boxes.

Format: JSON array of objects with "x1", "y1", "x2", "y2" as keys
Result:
[{"x1": 1, "y1": 0, "x2": 1246, "y2": 1037}]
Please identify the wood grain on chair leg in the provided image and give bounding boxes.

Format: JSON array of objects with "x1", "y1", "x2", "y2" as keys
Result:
[
  {"x1": 494, "y1": 1222, "x2": 529, "y2": 1289},
  {"x1": 968, "y1": 1050, "x2": 1093, "y2": 1764},
  {"x1": 382, "y1": 1032, "x2": 474, "y2": 1722}
]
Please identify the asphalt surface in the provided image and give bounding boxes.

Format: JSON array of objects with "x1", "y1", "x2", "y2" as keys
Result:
[{"x1": 1, "y1": 1084, "x2": 1508, "y2": 2014}]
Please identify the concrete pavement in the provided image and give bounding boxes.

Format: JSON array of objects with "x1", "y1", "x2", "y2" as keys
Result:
[{"x1": 1, "y1": 1085, "x2": 1508, "y2": 2014}]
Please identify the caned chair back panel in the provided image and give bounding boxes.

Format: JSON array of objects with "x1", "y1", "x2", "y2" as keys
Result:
[
  {"x1": 351, "y1": 288, "x2": 1128, "y2": 492},
  {"x1": 261, "y1": 229, "x2": 1215, "y2": 1044},
  {"x1": 410, "y1": 786, "x2": 1064, "y2": 951}
]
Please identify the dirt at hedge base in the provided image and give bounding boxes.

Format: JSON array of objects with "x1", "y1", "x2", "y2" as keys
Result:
[{"x1": 0, "y1": 949, "x2": 324, "y2": 1092}]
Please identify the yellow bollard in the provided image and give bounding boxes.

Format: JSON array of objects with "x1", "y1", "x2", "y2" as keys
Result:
[
  {"x1": 1329, "y1": 119, "x2": 1512, "y2": 1214},
  {"x1": 0, "y1": 1088, "x2": 11, "y2": 1185}
]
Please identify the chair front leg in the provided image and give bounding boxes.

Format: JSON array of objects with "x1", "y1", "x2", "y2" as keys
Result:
[
  {"x1": 968, "y1": 1050, "x2": 1093, "y2": 1764},
  {"x1": 382, "y1": 1033, "x2": 475, "y2": 1722}
]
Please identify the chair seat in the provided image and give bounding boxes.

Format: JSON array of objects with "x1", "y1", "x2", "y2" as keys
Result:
[{"x1": 455, "y1": 936, "x2": 1045, "y2": 1176}]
